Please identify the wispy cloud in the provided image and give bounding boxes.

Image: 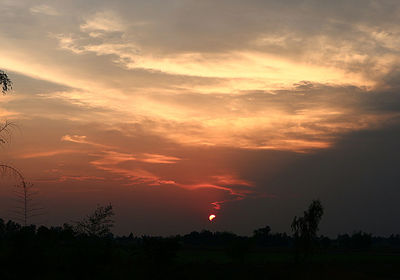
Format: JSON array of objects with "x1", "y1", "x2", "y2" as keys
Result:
[
  {"x1": 58, "y1": 175, "x2": 105, "y2": 182},
  {"x1": 19, "y1": 149, "x2": 82, "y2": 159},
  {"x1": 30, "y1": 4, "x2": 59, "y2": 16},
  {"x1": 80, "y1": 11, "x2": 125, "y2": 33},
  {"x1": 61, "y1": 135, "x2": 115, "y2": 149},
  {"x1": 176, "y1": 176, "x2": 255, "y2": 210},
  {"x1": 87, "y1": 148, "x2": 253, "y2": 210},
  {"x1": 140, "y1": 153, "x2": 181, "y2": 164}
]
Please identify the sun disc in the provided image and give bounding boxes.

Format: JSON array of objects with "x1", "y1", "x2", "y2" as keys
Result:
[{"x1": 209, "y1": 214, "x2": 216, "y2": 221}]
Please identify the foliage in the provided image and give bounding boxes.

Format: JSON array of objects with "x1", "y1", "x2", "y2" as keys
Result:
[
  {"x1": 75, "y1": 204, "x2": 115, "y2": 238},
  {"x1": 291, "y1": 200, "x2": 324, "y2": 260},
  {"x1": 0, "y1": 70, "x2": 12, "y2": 94},
  {"x1": 253, "y1": 225, "x2": 271, "y2": 238}
]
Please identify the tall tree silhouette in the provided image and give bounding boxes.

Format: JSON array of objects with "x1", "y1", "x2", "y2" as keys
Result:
[
  {"x1": 13, "y1": 181, "x2": 42, "y2": 226},
  {"x1": 291, "y1": 200, "x2": 324, "y2": 261}
]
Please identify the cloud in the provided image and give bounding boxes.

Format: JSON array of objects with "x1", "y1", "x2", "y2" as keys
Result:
[
  {"x1": 176, "y1": 175, "x2": 255, "y2": 210},
  {"x1": 61, "y1": 134, "x2": 88, "y2": 144},
  {"x1": 33, "y1": 0, "x2": 397, "y2": 95},
  {"x1": 133, "y1": 83, "x2": 400, "y2": 151},
  {"x1": 139, "y1": 153, "x2": 181, "y2": 164},
  {"x1": 56, "y1": 26, "x2": 371, "y2": 88},
  {"x1": 80, "y1": 11, "x2": 125, "y2": 33},
  {"x1": 18, "y1": 149, "x2": 82, "y2": 159},
  {"x1": 212, "y1": 175, "x2": 253, "y2": 187},
  {"x1": 61, "y1": 134, "x2": 115, "y2": 149},
  {"x1": 6, "y1": 69, "x2": 400, "y2": 154},
  {"x1": 29, "y1": 79, "x2": 399, "y2": 154},
  {"x1": 238, "y1": 121, "x2": 400, "y2": 235},
  {"x1": 58, "y1": 175, "x2": 105, "y2": 182},
  {"x1": 84, "y1": 150, "x2": 181, "y2": 165},
  {"x1": 30, "y1": 5, "x2": 59, "y2": 16},
  {"x1": 84, "y1": 147, "x2": 253, "y2": 210},
  {"x1": 89, "y1": 156, "x2": 165, "y2": 185}
]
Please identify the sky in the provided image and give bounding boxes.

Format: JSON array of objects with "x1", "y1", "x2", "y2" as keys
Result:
[{"x1": 1, "y1": 0, "x2": 400, "y2": 236}]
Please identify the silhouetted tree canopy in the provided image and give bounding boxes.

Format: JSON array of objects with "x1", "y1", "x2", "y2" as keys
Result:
[
  {"x1": 292, "y1": 200, "x2": 324, "y2": 241},
  {"x1": 291, "y1": 200, "x2": 324, "y2": 260}
]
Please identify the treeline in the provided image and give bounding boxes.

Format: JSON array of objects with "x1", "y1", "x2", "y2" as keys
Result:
[
  {"x1": 1, "y1": 218, "x2": 400, "y2": 279},
  {"x1": 0, "y1": 200, "x2": 398, "y2": 279},
  {"x1": 2, "y1": 217, "x2": 400, "y2": 253}
]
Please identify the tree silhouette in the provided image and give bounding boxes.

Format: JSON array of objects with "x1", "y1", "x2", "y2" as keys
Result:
[
  {"x1": 75, "y1": 203, "x2": 115, "y2": 237},
  {"x1": 253, "y1": 225, "x2": 271, "y2": 238},
  {"x1": 13, "y1": 181, "x2": 43, "y2": 226},
  {"x1": 253, "y1": 225, "x2": 271, "y2": 246},
  {"x1": 0, "y1": 70, "x2": 12, "y2": 94},
  {"x1": 291, "y1": 199, "x2": 324, "y2": 261}
]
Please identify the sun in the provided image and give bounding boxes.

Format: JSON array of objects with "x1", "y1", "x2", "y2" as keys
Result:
[{"x1": 209, "y1": 214, "x2": 216, "y2": 221}]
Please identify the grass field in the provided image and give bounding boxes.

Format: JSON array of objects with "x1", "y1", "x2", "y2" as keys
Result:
[{"x1": 171, "y1": 250, "x2": 400, "y2": 279}]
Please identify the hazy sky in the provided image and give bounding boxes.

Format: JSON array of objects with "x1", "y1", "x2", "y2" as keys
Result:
[{"x1": 1, "y1": 0, "x2": 400, "y2": 236}]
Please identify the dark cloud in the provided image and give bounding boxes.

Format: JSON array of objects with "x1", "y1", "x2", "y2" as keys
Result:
[{"x1": 216, "y1": 121, "x2": 400, "y2": 236}]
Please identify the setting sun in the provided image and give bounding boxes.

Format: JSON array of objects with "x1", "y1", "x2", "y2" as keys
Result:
[{"x1": 209, "y1": 214, "x2": 216, "y2": 221}]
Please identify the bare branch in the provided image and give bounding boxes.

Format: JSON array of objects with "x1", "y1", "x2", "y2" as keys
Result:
[{"x1": 74, "y1": 203, "x2": 115, "y2": 237}]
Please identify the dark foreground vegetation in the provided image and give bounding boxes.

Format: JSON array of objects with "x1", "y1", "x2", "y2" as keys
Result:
[{"x1": 1, "y1": 218, "x2": 400, "y2": 279}]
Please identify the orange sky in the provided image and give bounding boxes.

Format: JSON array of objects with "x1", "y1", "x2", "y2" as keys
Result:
[{"x1": 1, "y1": 0, "x2": 400, "y2": 236}]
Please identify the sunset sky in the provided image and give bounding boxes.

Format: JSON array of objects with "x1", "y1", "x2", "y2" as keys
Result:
[{"x1": 1, "y1": 0, "x2": 400, "y2": 236}]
